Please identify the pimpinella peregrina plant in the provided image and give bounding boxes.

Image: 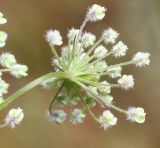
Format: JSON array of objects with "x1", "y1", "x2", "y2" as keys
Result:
[
  {"x1": 0, "y1": 4, "x2": 150, "y2": 130},
  {"x1": 0, "y1": 12, "x2": 27, "y2": 128}
]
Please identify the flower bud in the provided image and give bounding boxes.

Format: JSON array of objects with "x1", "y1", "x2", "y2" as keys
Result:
[
  {"x1": 127, "y1": 107, "x2": 146, "y2": 123},
  {"x1": 70, "y1": 108, "x2": 86, "y2": 124},
  {"x1": 118, "y1": 75, "x2": 134, "y2": 90},
  {"x1": 132, "y1": 52, "x2": 150, "y2": 67},
  {"x1": 99, "y1": 110, "x2": 117, "y2": 130},
  {"x1": 0, "y1": 78, "x2": 9, "y2": 97},
  {"x1": 5, "y1": 107, "x2": 24, "y2": 128},
  {"x1": 107, "y1": 66, "x2": 122, "y2": 78},
  {"x1": 0, "y1": 12, "x2": 7, "y2": 24},
  {"x1": 112, "y1": 41, "x2": 128, "y2": 57},
  {"x1": 45, "y1": 30, "x2": 63, "y2": 46},
  {"x1": 0, "y1": 52, "x2": 16, "y2": 68},
  {"x1": 81, "y1": 32, "x2": 96, "y2": 48},
  {"x1": 87, "y1": 4, "x2": 106, "y2": 22},
  {"x1": 0, "y1": 31, "x2": 8, "y2": 48},
  {"x1": 48, "y1": 110, "x2": 67, "y2": 124},
  {"x1": 103, "y1": 28, "x2": 119, "y2": 44},
  {"x1": 67, "y1": 28, "x2": 79, "y2": 41},
  {"x1": 94, "y1": 45, "x2": 108, "y2": 58},
  {"x1": 10, "y1": 64, "x2": 28, "y2": 78}
]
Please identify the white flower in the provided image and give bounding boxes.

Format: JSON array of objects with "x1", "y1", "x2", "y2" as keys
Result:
[
  {"x1": 48, "y1": 110, "x2": 67, "y2": 124},
  {"x1": 99, "y1": 110, "x2": 117, "y2": 130},
  {"x1": 0, "y1": 52, "x2": 16, "y2": 68},
  {"x1": 10, "y1": 64, "x2": 28, "y2": 78},
  {"x1": 94, "y1": 45, "x2": 108, "y2": 58},
  {"x1": 70, "y1": 108, "x2": 86, "y2": 124},
  {"x1": 112, "y1": 41, "x2": 128, "y2": 57},
  {"x1": 0, "y1": 12, "x2": 7, "y2": 24},
  {"x1": 87, "y1": 4, "x2": 106, "y2": 22},
  {"x1": 81, "y1": 32, "x2": 96, "y2": 48},
  {"x1": 103, "y1": 28, "x2": 119, "y2": 44},
  {"x1": 0, "y1": 31, "x2": 8, "y2": 48},
  {"x1": 99, "y1": 81, "x2": 111, "y2": 94},
  {"x1": 0, "y1": 78, "x2": 9, "y2": 97},
  {"x1": 132, "y1": 52, "x2": 150, "y2": 67},
  {"x1": 118, "y1": 75, "x2": 134, "y2": 90},
  {"x1": 5, "y1": 107, "x2": 24, "y2": 128},
  {"x1": 67, "y1": 28, "x2": 79, "y2": 41},
  {"x1": 127, "y1": 107, "x2": 146, "y2": 123},
  {"x1": 107, "y1": 66, "x2": 122, "y2": 78},
  {"x1": 45, "y1": 30, "x2": 63, "y2": 46},
  {"x1": 100, "y1": 95, "x2": 113, "y2": 106}
]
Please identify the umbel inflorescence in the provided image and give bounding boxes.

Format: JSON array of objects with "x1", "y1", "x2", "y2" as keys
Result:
[
  {"x1": 43, "y1": 4, "x2": 150, "y2": 129},
  {"x1": 0, "y1": 4, "x2": 150, "y2": 130}
]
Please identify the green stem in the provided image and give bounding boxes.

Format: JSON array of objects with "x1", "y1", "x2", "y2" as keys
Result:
[
  {"x1": 108, "y1": 60, "x2": 136, "y2": 69},
  {"x1": 0, "y1": 69, "x2": 10, "y2": 73},
  {"x1": 72, "y1": 79, "x2": 128, "y2": 115},
  {"x1": 49, "y1": 81, "x2": 65, "y2": 115},
  {"x1": 0, "y1": 72, "x2": 70, "y2": 111},
  {"x1": 76, "y1": 89, "x2": 101, "y2": 124}
]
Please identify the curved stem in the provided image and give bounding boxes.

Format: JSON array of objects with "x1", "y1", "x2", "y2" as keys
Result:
[
  {"x1": 76, "y1": 89, "x2": 101, "y2": 124},
  {"x1": 72, "y1": 78, "x2": 128, "y2": 115},
  {"x1": 0, "y1": 72, "x2": 70, "y2": 111},
  {"x1": 49, "y1": 81, "x2": 65, "y2": 115}
]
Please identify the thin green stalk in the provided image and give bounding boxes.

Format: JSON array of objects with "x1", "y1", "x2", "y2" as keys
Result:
[
  {"x1": 76, "y1": 89, "x2": 101, "y2": 124},
  {"x1": 49, "y1": 81, "x2": 65, "y2": 115},
  {"x1": 0, "y1": 72, "x2": 71, "y2": 111},
  {"x1": 108, "y1": 60, "x2": 136, "y2": 69},
  {"x1": 72, "y1": 78, "x2": 128, "y2": 115},
  {"x1": 0, "y1": 69, "x2": 10, "y2": 73}
]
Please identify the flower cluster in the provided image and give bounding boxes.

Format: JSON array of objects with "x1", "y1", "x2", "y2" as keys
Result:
[
  {"x1": 0, "y1": 12, "x2": 27, "y2": 128},
  {"x1": 43, "y1": 4, "x2": 150, "y2": 130}
]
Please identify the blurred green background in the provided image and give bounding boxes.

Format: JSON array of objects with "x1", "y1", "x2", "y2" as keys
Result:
[{"x1": 0, "y1": 0, "x2": 160, "y2": 147}]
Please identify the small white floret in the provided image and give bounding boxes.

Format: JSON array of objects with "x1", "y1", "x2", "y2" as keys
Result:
[
  {"x1": 100, "y1": 95, "x2": 113, "y2": 106},
  {"x1": 81, "y1": 32, "x2": 96, "y2": 48},
  {"x1": 0, "y1": 12, "x2": 7, "y2": 24},
  {"x1": 99, "y1": 81, "x2": 111, "y2": 94},
  {"x1": 47, "y1": 110, "x2": 67, "y2": 124},
  {"x1": 107, "y1": 66, "x2": 122, "y2": 78},
  {"x1": 127, "y1": 107, "x2": 146, "y2": 123},
  {"x1": 0, "y1": 31, "x2": 8, "y2": 48},
  {"x1": 103, "y1": 28, "x2": 119, "y2": 44},
  {"x1": 70, "y1": 108, "x2": 86, "y2": 124},
  {"x1": 99, "y1": 110, "x2": 117, "y2": 130},
  {"x1": 87, "y1": 4, "x2": 106, "y2": 22},
  {"x1": 118, "y1": 75, "x2": 134, "y2": 90},
  {"x1": 132, "y1": 52, "x2": 150, "y2": 67},
  {"x1": 10, "y1": 64, "x2": 28, "y2": 78},
  {"x1": 0, "y1": 52, "x2": 16, "y2": 68},
  {"x1": 45, "y1": 30, "x2": 63, "y2": 46},
  {"x1": 5, "y1": 107, "x2": 24, "y2": 128},
  {"x1": 112, "y1": 41, "x2": 128, "y2": 57},
  {"x1": 67, "y1": 28, "x2": 79, "y2": 41},
  {"x1": 0, "y1": 78, "x2": 9, "y2": 97},
  {"x1": 94, "y1": 45, "x2": 108, "y2": 58}
]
